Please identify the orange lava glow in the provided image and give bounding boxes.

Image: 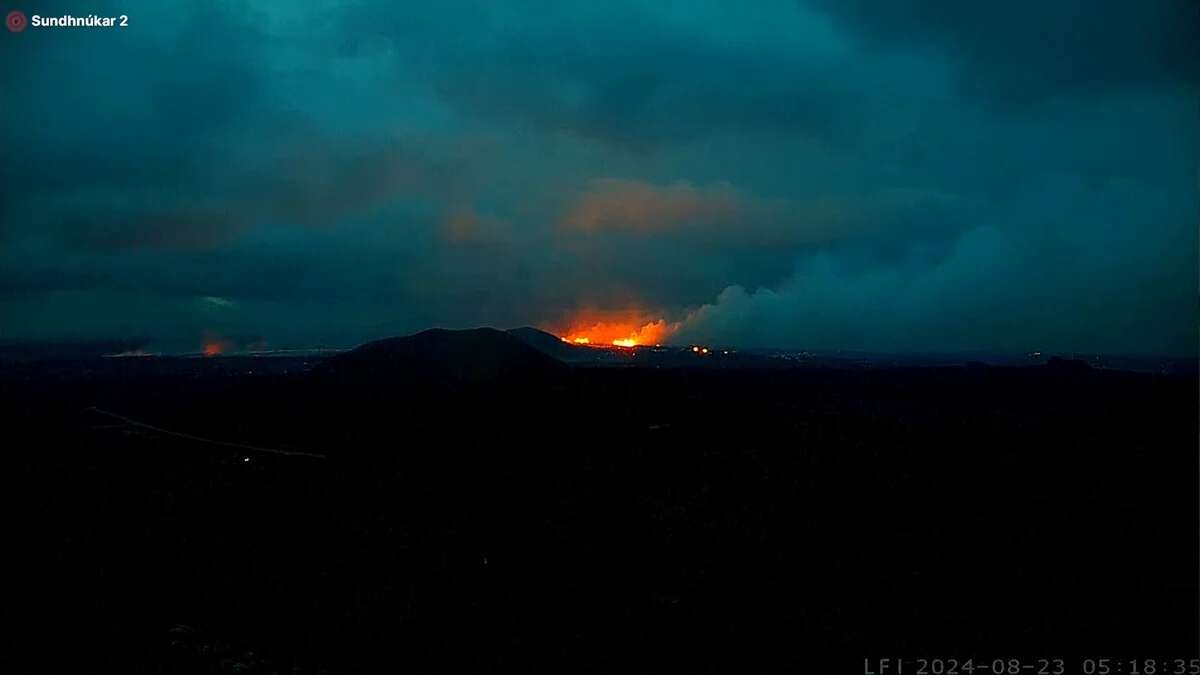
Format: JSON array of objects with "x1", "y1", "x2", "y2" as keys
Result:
[
  {"x1": 201, "y1": 331, "x2": 232, "y2": 357},
  {"x1": 553, "y1": 311, "x2": 678, "y2": 348}
]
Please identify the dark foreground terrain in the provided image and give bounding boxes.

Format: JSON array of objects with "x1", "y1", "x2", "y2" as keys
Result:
[{"x1": 4, "y1": 331, "x2": 1197, "y2": 673}]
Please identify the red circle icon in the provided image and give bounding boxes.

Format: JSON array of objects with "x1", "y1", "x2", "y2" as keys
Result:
[{"x1": 6, "y1": 10, "x2": 27, "y2": 32}]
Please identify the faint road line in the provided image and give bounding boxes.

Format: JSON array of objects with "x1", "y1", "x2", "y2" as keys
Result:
[{"x1": 85, "y1": 406, "x2": 327, "y2": 460}]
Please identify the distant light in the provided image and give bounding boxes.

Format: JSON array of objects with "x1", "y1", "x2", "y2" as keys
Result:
[
  {"x1": 701, "y1": 348, "x2": 709, "y2": 354},
  {"x1": 242, "y1": 457, "x2": 250, "y2": 463},
  {"x1": 723, "y1": 350, "x2": 728, "y2": 355},
  {"x1": 692, "y1": 346, "x2": 700, "y2": 353}
]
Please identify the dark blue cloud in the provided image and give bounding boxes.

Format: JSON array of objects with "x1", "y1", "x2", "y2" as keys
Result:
[
  {"x1": 0, "y1": 1, "x2": 1194, "y2": 354},
  {"x1": 811, "y1": 0, "x2": 1199, "y2": 105}
]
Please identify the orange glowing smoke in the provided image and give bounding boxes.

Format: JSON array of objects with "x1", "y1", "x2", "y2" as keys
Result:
[
  {"x1": 553, "y1": 311, "x2": 677, "y2": 348},
  {"x1": 201, "y1": 332, "x2": 233, "y2": 357}
]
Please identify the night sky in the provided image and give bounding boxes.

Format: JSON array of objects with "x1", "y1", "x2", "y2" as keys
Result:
[{"x1": 1, "y1": 1, "x2": 1196, "y2": 354}]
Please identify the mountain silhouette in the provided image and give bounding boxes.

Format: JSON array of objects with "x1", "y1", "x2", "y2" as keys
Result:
[
  {"x1": 319, "y1": 328, "x2": 568, "y2": 384},
  {"x1": 506, "y1": 326, "x2": 588, "y2": 360}
]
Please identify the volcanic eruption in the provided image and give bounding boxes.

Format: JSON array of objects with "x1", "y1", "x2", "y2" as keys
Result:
[{"x1": 550, "y1": 310, "x2": 678, "y2": 348}]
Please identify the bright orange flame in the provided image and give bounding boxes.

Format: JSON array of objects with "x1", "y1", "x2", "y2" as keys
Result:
[
  {"x1": 203, "y1": 342, "x2": 224, "y2": 357},
  {"x1": 552, "y1": 311, "x2": 678, "y2": 348}
]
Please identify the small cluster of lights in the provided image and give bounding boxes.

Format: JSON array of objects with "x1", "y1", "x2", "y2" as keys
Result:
[{"x1": 560, "y1": 337, "x2": 728, "y2": 354}]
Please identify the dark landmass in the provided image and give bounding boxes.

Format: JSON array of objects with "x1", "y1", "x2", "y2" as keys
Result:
[
  {"x1": 321, "y1": 328, "x2": 568, "y2": 386},
  {"x1": 0, "y1": 338, "x2": 153, "y2": 361},
  {"x1": 5, "y1": 329, "x2": 1197, "y2": 673},
  {"x1": 503, "y1": 327, "x2": 1198, "y2": 375},
  {"x1": 506, "y1": 327, "x2": 585, "y2": 361}
]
